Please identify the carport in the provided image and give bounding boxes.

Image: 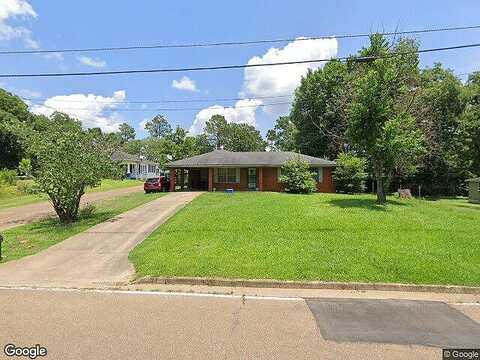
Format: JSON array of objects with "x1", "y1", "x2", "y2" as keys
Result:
[{"x1": 168, "y1": 167, "x2": 211, "y2": 192}]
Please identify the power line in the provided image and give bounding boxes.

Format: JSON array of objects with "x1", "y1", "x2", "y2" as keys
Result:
[
  {"x1": 3, "y1": 42, "x2": 480, "y2": 79},
  {"x1": 2, "y1": 24, "x2": 480, "y2": 55},
  {"x1": 22, "y1": 69, "x2": 479, "y2": 106},
  {"x1": 22, "y1": 94, "x2": 293, "y2": 104},
  {"x1": 32, "y1": 101, "x2": 292, "y2": 113}
]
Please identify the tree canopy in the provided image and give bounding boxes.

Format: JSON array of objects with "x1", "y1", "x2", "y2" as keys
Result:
[{"x1": 25, "y1": 112, "x2": 120, "y2": 223}]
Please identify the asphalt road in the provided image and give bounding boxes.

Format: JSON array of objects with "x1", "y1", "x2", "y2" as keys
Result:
[
  {"x1": 0, "y1": 192, "x2": 201, "y2": 288},
  {"x1": 2, "y1": 288, "x2": 477, "y2": 360},
  {"x1": 0, "y1": 186, "x2": 144, "y2": 231}
]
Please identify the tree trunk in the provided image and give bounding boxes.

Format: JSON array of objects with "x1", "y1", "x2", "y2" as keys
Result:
[{"x1": 374, "y1": 160, "x2": 386, "y2": 205}]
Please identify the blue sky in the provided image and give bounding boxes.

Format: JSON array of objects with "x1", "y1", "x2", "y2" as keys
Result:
[{"x1": 1, "y1": 0, "x2": 479, "y2": 137}]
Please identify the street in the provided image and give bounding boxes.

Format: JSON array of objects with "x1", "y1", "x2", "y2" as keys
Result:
[{"x1": 1, "y1": 287, "x2": 478, "y2": 360}]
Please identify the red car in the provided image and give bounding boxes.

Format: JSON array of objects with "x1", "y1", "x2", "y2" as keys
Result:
[{"x1": 144, "y1": 176, "x2": 170, "y2": 193}]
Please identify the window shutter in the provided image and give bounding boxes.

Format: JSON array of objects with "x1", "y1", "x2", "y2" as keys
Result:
[
  {"x1": 235, "y1": 168, "x2": 240, "y2": 183},
  {"x1": 214, "y1": 168, "x2": 218, "y2": 183},
  {"x1": 318, "y1": 167, "x2": 324, "y2": 183}
]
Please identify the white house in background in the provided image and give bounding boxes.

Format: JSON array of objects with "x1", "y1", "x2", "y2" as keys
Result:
[{"x1": 112, "y1": 151, "x2": 160, "y2": 180}]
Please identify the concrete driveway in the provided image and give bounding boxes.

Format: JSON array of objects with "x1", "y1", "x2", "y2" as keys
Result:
[
  {"x1": 0, "y1": 192, "x2": 201, "y2": 288},
  {"x1": 0, "y1": 185, "x2": 144, "y2": 231}
]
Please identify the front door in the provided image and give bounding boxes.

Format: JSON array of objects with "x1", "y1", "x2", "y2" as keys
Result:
[{"x1": 248, "y1": 168, "x2": 257, "y2": 190}]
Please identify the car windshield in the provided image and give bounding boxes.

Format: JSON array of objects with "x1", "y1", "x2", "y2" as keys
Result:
[{"x1": 146, "y1": 178, "x2": 158, "y2": 183}]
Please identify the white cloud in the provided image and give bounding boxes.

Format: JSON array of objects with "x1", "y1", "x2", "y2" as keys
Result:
[
  {"x1": 44, "y1": 52, "x2": 64, "y2": 61},
  {"x1": 31, "y1": 90, "x2": 126, "y2": 133},
  {"x1": 138, "y1": 118, "x2": 148, "y2": 131},
  {"x1": 0, "y1": 0, "x2": 38, "y2": 48},
  {"x1": 78, "y1": 55, "x2": 106, "y2": 68},
  {"x1": 242, "y1": 38, "x2": 338, "y2": 114},
  {"x1": 16, "y1": 88, "x2": 41, "y2": 98},
  {"x1": 189, "y1": 99, "x2": 262, "y2": 134},
  {"x1": 172, "y1": 76, "x2": 198, "y2": 92}
]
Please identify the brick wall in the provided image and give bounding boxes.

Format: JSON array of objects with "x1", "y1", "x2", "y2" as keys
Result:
[{"x1": 210, "y1": 166, "x2": 335, "y2": 193}]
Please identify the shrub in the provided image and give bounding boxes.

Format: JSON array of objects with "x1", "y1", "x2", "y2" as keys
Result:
[
  {"x1": 18, "y1": 158, "x2": 32, "y2": 177},
  {"x1": 79, "y1": 203, "x2": 96, "y2": 219},
  {"x1": 16, "y1": 180, "x2": 41, "y2": 195},
  {"x1": 333, "y1": 153, "x2": 368, "y2": 193},
  {"x1": 0, "y1": 169, "x2": 17, "y2": 186},
  {"x1": 279, "y1": 157, "x2": 316, "y2": 194}
]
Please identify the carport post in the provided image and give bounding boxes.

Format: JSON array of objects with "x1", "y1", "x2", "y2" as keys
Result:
[
  {"x1": 258, "y1": 167, "x2": 264, "y2": 191},
  {"x1": 208, "y1": 168, "x2": 213, "y2": 192},
  {"x1": 170, "y1": 169, "x2": 176, "y2": 192}
]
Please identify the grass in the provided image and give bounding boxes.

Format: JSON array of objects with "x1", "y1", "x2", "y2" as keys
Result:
[
  {"x1": 0, "y1": 179, "x2": 142, "y2": 210},
  {"x1": 0, "y1": 192, "x2": 165, "y2": 264},
  {"x1": 130, "y1": 192, "x2": 480, "y2": 286}
]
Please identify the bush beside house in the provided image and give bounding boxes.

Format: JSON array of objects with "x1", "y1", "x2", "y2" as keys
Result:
[
  {"x1": 333, "y1": 153, "x2": 368, "y2": 194},
  {"x1": 279, "y1": 157, "x2": 316, "y2": 194}
]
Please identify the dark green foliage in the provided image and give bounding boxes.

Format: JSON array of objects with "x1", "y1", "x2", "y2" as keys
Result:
[
  {"x1": 333, "y1": 153, "x2": 368, "y2": 193},
  {"x1": 118, "y1": 123, "x2": 136, "y2": 142},
  {"x1": 0, "y1": 89, "x2": 35, "y2": 169},
  {"x1": 0, "y1": 169, "x2": 17, "y2": 185},
  {"x1": 279, "y1": 157, "x2": 316, "y2": 194},
  {"x1": 411, "y1": 64, "x2": 467, "y2": 195},
  {"x1": 347, "y1": 35, "x2": 424, "y2": 203},
  {"x1": 27, "y1": 112, "x2": 120, "y2": 224},
  {"x1": 266, "y1": 116, "x2": 298, "y2": 151},
  {"x1": 290, "y1": 61, "x2": 350, "y2": 159},
  {"x1": 204, "y1": 114, "x2": 266, "y2": 151},
  {"x1": 144, "y1": 114, "x2": 172, "y2": 138}
]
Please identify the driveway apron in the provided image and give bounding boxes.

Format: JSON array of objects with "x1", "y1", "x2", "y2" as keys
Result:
[{"x1": 0, "y1": 192, "x2": 201, "y2": 288}]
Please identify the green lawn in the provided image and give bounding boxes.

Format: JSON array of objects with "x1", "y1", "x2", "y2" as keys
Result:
[
  {"x1": 0, "y1": 179, "x2": 142, "y2": 210},
  {"x1": 130, "y1": 192, "x2": 480, "y2": 286},
  {"x1": 0, "y1": 192, "x2": 165, "y2": 264}
]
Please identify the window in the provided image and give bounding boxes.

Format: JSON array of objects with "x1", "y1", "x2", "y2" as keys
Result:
[
  {"x1": 313, "y1": 168, "x2": 323, "y2": 183},
  {"x1": 215, "y1": 168, "x2": 240, "y2": 183},
  {"x1": 277, "y1": 167, "x2": 283, "y2": 182}
]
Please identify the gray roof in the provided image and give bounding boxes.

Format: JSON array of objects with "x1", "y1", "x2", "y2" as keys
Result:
[
  {"x1": 112, "y1": 151, "x2": 158, "y2": 165},
  {"x1": 467, "y1": 177, "x2": 480, "y2": 182},
  {"x1": 166, "y1": 150, "x2": 335, "y2": 168}
]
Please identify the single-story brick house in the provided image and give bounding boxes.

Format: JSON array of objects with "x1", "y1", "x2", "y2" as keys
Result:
[
  {"x1": 166, "y1": 149, "x2": 336, "y2": 192},
  {"x1": 467, "y1": 177, "x2": 480, "y2": 203}
]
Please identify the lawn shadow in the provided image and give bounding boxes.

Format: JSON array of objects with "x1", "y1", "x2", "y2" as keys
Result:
[
  {"x1": 328, "y1": 197, "x2": 409, "y2": 211},
  {"x1": 455, "y1": 203, "x2": 480, "y2": 211}
]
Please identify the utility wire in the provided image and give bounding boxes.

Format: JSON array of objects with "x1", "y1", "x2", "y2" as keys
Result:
[
  {"x1": 1, "y1": 24, "x2": 480, "y2": 55},
  {"x1": 2, "y1": 42, "x2": 480, "y2": 78},
  {"x1": 22, "y1": 94, "x2": 293, "y2": 104},
  {"x1": 22, "y1": 70, "x2": 478, "y2": 106},
  {"x1": 33, "y1": 101, "x2": 292, "y2": 113}
]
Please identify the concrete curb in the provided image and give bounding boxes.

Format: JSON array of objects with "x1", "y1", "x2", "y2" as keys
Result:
[{"x1": 133, "y1": 276, "x2": 480, "y2": 295}]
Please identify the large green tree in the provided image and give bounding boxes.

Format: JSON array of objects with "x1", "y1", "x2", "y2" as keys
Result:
[
  {"x1": 26, "y1": 112, "x2": 119, "y2": 224},
  {"x1": 347, "y1": 34, "x2": 424, "y2": 204},
  {"x1": 460, "y1": 71, "x2": 480, "y2": 178},
  {"x1": 0, "y1": 89, "x2": 36, "y2": 169},
  {"x1": 223, "y1": 123, "x2": 266, "y2": 152},
  {"x1": 410, "y1": 64, "x2": 466, "y2": 195},
  {"x1": 144, "y1": 114, "x2": 172, "y2": 138},
  {"x1": 290, "y1": 61, "x2": 350, "y2": 159},
  {"x1": 204, "y1": 114, "x2": 228, "y2": 149},
  {"x1": 266, "y1": 116, "x2": 298, "y2": 151},
  {"x1": 118, "y1": 123, "x2": 136, "y2": 143},
  {"x1": 204, "y1": 115, "x2": 266, "y2": 151}
]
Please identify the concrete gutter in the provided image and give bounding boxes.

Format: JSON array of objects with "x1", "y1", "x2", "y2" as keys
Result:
[{"x1": 133, "y1": 276, "x2": 480, "y2": 295}]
